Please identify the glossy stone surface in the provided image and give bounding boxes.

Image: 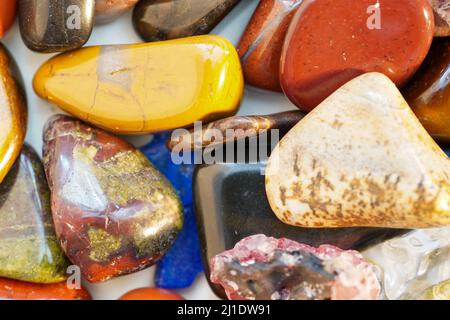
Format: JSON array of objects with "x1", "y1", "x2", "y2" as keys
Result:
[
  {"x1": 0, "y1": 0, "x2": 17, "y2": 38},
  {"x1": 18, "y1": 0, "x2": 95, "y2": 53},
  {"x1": 33, "y1": 36, "x2": 243, "y2": 134},
  {"x1": 43, "y1": 115, "x2": 183, "y2": 282},
  {"x1": 141, "y1": 133, "x2": 203, "y2": 289},
  {"x1": 133, "y1": 0, "x2": 240, "y2": 42},
  {"x1": 266, "y1": 73, "x2": 450, "y2": 229},
  {"x1": 0, "y1": 278, "x2": 91, "y2": 300},
  {"x1": 280, "y1": 0, "x2": 435, "y2": 111},
  {"x1": 422, "y1": 280, "x2": 450, "y2": 300},
  {"x1": 403, "y1": 37, "x2": 450, "y2": 142},
  {"x1": 211, "y1": 235, "x2": 380, "y2": 300},
  {"x1": 95, "y1": 0, "x2": 138, "y2": 24},
  {"x1": 238, "y1": 0, "x2": 302, "y2": 91},
  {"x1": 364, "y1": 226, "x2": 450, "y2": 300},
  {"x1": 168, "y1": 111, "x2": 304, "y2": 151},
  {"x1": 432, "y1": 0, "x2": 450, "y2": 36},
  {"x1": 0, "y1": 144, "x2": 69, "y2": 283},
  {"x1": 0, "y1": 44, "x2": 27, "y2": 184},
  {"x1": 195, "y1": 158, "x2": 406, "y2": 298},
  {"x1": 119, "y1": 288, "x2": 184, "y2": 300}
]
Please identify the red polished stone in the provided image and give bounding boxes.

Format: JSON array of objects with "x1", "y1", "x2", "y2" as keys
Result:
[
  {"x1": 119, "y1": 288, "x2": 184, "y2": 300},
  {"x1": 280, "y1": 0, "x2": 435, "y2": 112},
  {"x1": 0, "y1": 278, "x2": 91, "y2": 300},
  {"x1": 238, "y1": 0, "x2": 303, "y2": 92}
]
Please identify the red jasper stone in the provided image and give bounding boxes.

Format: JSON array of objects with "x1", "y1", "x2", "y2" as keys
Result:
[
  {"x1": 0, "y1": 0, "x2": 17, "y2": 38},
  {"x1": 280, "y1": 0, "x2": 435, "y2": 112},
  {"x1": 0, "y1": 278, "x2": 91, "y2": 300},
  {"x1": 238, "y1": 0, "x2": 303, "y2": 92},
  {"x1": 119, "y1": 288, "x2": 184, "y2": 300}
]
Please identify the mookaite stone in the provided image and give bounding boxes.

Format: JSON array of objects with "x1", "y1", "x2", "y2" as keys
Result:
[
  {"x1": 210, "y1": 235, "x2": 380, "y2": 300},
  {"x1": 95, "y1": 0, "x2": 138, "y2": 24},
  {"x1": 18, "y1": 0, "x2": 94, "y2": 53},
  {"x1": 0, "y1": 0, "x2": 17, "y2": 38},
  {"x1": 0, "y1": 44, "x2": 27, "y2": 184},
  {"x1": 33, "y1": 36, "x2": 243, "y2": 134},
  {"x1": 119, "y1": 288, "x2": 184, "y2": 300},
  {"x1": 266, "y1": 73, "x2": 450, "y2": 229},
  {"x1": 0, "y1": 144, "x2": 69, "y2": 283},
  {"x1": 168, "y1": 111, "x2": 304, "y2": 151},
  {"x1": 238, "y1": 0, "x2": 302, "y2": 92},
  {"x1": 280, "y1": 0, "x2": 435, "y2": 111},
  {"x1": 431, "y1": 0, "x2": 450, "y2": 36},
  {"x1": 403, "y1": 37, "x2": 450, "y2": 142},
  {"x1": 140, "y1": 133, "x2": 203, "y2": 289},
  {"x1": 195, "y1": 156, "x2": 406, "y2": 297},
  {"x1": 43, "y1": 115, "x2": 183, "y2": 282},
  {"x1": 133, "y1": 0, "x2": 240, "y2": 42},
  {"x1": 0, "y1": 278, "x2": 91, "y2": 300}
]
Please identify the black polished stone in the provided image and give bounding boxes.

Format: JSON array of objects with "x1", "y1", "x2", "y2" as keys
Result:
[
  {"x1": 133, "y1": 0, "x2": 240, "y2": 42},
  {"x1": 194, "y1": 152, "x2": 408, "y2": 298},
  {"x1": 18, "y1": 0, "x2": 94, "y2": 53}
]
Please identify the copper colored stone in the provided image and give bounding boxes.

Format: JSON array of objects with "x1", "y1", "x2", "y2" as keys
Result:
[
  {"x1": 133, "y1": 0, "x2": 240, "y2": 42},
  {"x1": 0, "y1": 278, "x2": 91, "y2": 300},
  {"x1": 43, "y1": 115, "x2": 183, "y2": 282},
  {"x1": 238, "y1": 0, "x2": 303, "y2": 92},
  {"x1": 95, "y1": 0, "x2": 139, "y2": 24},
  {"x1": 404, "y1": 37, "x2": 450, "y2": 142}
]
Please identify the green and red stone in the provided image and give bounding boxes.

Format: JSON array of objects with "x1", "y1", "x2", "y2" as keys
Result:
[{"x1": 43, "y1": 115, "x2": 183, "y2": 282}]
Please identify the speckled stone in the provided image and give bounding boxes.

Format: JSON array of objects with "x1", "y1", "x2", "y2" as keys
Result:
[
  {"x1": 0, "y1": 144, "x2": 69, "y2": 283},
  {"x1": 18, "y1": 0, "x2": 94, "y2": 52},
  {"x1": 266, "y1": 72, "x2": 450, "y2": 229},
  {"x1": 43, "y1": 115, "x2": 183, "y2": 282},
  {"x1": 133, "y1": 0, "x2": 240, "y2": 42}
]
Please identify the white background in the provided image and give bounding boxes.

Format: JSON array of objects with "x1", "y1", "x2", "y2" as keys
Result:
[{"x1": 2, "y1": 0, "x2": 299, "y2": 299}]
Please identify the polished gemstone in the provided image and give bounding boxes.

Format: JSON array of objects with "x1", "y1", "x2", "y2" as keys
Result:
[
  {"x1": 403, "y1": 37, "x2": 450, "y2": 142},
  {"x1": 43, "y1": 115, "x2": 183, "y2": 282},
  {"x1": 422, "y1": 280, "x2": 450, "y2": 300},
  {"x1": 0, "y1": 0, "x2": 17, "y2": 38},
  {"x1": 119, "y1": 288, "x2": 184, "y2": 300},
  {"x1": 266, "y1": 73, "x2": 450, "y2": 228},
  {"x1": 18, "y1": 0, "x2": 95, "y2": 53},
  {"x1": 0, "y1": 277, "x2": 91, "y2": 300},
  {"x1": 33, "y1": 36, "x2": 243, "y2": 134},
  {"x1": 0, "y1": 44, "x2": 27, "y2": 184},
  {"x1": 95, "y1": 0, "x2": 138, "y2": 24},
  {"x1": 280, "y1": 0, "x2": 435, "y2": 111},
  {"x1": 140, "y1": 133, "x2": 203, "y2": 289},
  {"x1": 0, "y1": 144, "x2": 69, "y2": 283},
  {"x1": 210, "y1": 235, "x2": 380, "y2": 300},
  {"x1": 364, "y1": 226, "x2": 450, "y2": 299},
  {"x1": 195, "y1": 155, "x2": 406, "y2": 297},
  {"x1": 238, "y1": 0, "x2": 302, "y2": 91},
  {"x1": 133, "y1": 0, "x2": 240, "y2": 42},
  {"x1": 168, "y1": 111, "x2": 304, "y2": 151},
  {"x1": 432, "y1": 0, "x2": 450, "y2": 36}
]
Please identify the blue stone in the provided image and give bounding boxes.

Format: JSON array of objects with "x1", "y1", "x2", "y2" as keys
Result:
[{"x1": 140, "y1": 132, "x2": 203, "y2": 289}]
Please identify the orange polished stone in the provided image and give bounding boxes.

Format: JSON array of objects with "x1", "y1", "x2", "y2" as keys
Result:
[
  {"x1": 0, "y1": 278, "x2": 91, "y2": 300},
  {"x1": 0, "y1": 43, "x2": 27, "y2": 184},
  {"x1": 238, "y1": 0, "x2": 302, "y2": 92},
  {"x1": 0, "y1": 0, "x2": 17, "y2": 38},
  {"x1": 119, "y1": 288, "x2": 184, "y2": 300},
  {"x1": 280, "y1": 0, "x2": 435, "y2": 112},
  {"x1": 404, "y1": 37, "x2": 450, "y2": 142}
]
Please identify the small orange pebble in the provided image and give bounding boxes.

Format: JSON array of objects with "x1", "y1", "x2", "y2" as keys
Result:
[
  {"x1": 119, "y1": 288, "x2": 184, "y2": 300},
  {"x1": 0, "y1": 0, "x2": 17, "y2": 38},
  {"x1": 0, "y1": 278, "x2": 91, "y2": 300}
]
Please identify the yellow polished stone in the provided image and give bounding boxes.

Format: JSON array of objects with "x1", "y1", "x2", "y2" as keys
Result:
[
  {"x1": 0, "y1": 44, "x2": 27, "y2": 184},
  {"x1": 33, "y1": 35, "x2": 244, "y2": 134}
]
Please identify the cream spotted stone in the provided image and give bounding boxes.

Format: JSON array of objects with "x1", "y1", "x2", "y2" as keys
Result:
[{"x1": 265, "y1": 72, "x2": 450, "y2": 229}]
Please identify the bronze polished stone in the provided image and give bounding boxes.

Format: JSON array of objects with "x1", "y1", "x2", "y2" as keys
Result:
[
  {"x1": 133, "y1": 0, "x2": 240, "y2": 42},
  {"x1": 95, "y1": 0, "x2": 139, "y2": 24},
  {"x1": 404, "y1": 37, "x2": 450, "y2": 142},
  {"x1": 18, "y1": 0, "x2": 95, "y2": 53}
]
